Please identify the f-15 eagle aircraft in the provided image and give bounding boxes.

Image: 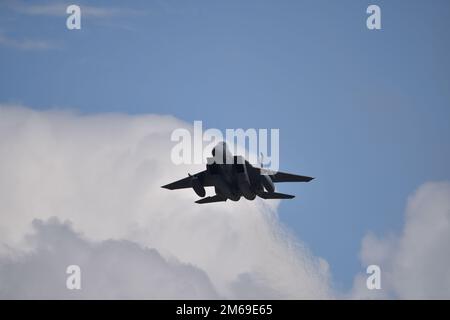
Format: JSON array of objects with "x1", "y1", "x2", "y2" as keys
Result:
[{"x1": 162, "y1": 142, "x2": 314, "y2": 204}]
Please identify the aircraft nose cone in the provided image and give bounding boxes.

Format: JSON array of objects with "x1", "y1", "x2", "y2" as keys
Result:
[{"x1": 212, "y1": 141, "x2": 230, "y2": 157}]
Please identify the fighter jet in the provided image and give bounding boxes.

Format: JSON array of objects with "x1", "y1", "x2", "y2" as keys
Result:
[{"x1": 162, "y1": 142, "x2": 314, "y2": 204}]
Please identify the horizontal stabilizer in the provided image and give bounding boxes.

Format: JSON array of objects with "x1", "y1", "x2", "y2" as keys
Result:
[
  {"x1": 258, "y1": 192, "x2": 295, "y2": 199},
  {"x1": 195, "y1": 195, "x2": 227, "y2": 204}
]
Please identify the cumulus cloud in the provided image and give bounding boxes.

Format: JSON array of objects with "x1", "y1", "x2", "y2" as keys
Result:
[
  {"x1": 0, "y1": 105, "x2": 331, "y2": 299},
  {"x1": 0, "y1": 218, "x2": 218, "y2": 299},
  {"x1": 351, "y1": 182, "x2": 450, "y2": 299}
]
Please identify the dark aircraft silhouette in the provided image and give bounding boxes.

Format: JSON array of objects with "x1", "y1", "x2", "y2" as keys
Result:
[{"x1": 162, "y1": 142, "x2": 314, "y2": 204}]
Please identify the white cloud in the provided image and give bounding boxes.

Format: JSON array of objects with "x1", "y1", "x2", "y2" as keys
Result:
[
  {"x1": 0, "y1": 32, "x2": 55, "y2": 50},
  {"x1": 351, "y1": 181, "x2": 450, "y2": 299},
  {"x1": 7, "y1": 1, "x2": 144, "y2": 18},
  {"x1": 2, "y1": 105, "x2": 448, "y2": 299},
  {"x1": 0, "y1": 218, "x2": 218, "y2": 299},
  {"x1": 0, "y1": 105, "x2": 332, "y2": 299}
]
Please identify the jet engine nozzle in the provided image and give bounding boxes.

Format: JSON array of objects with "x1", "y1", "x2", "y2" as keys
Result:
[{"x1": 261, "y1": 175, "x2": 275, "y2": 193}]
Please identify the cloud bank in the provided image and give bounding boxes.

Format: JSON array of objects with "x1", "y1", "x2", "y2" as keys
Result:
[
  {"x1": 1, "y1": 105, "x2": 449, "y2": 299},
  {"x1": 352, "y1": 182, "x2": 450, "y2": 299},
  {"x1": 0, "y1": 105, "x2": 331, "y2": 299},
  {"x1": 0, "y1": 218, "x2": 218, "y2": 299}
]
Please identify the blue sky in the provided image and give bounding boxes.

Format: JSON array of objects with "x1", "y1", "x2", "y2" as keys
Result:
[{"x1": 1, "y1": 0, "x2": 450, "y2": 291}]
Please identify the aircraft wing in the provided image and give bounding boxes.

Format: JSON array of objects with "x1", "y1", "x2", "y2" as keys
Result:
[
  {"x1": 161, "y1": 170, "x2": 214, "y2": 190},
  {"x1": 260, "y1": 169, "x2": 314, "y2": 183}
]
